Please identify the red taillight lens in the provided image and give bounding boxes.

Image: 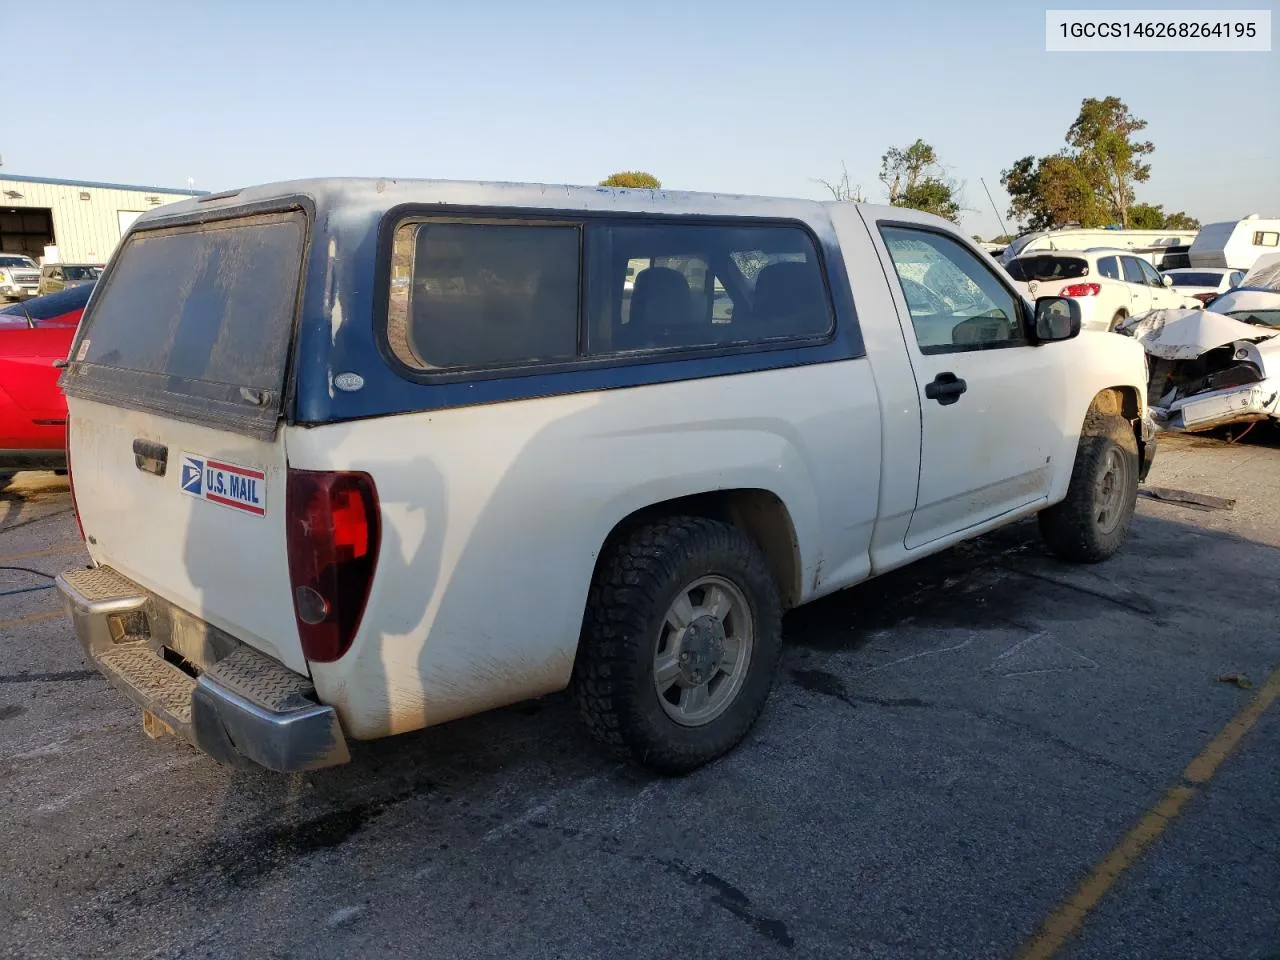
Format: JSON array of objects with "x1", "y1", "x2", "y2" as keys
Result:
[
  {"x1": 66, "y1": 418, "x2": 85, "y2": 543},
  {"x1": 285, "y1": 469, "x2": 380, "y2": 663},
  {"x1": 1194, "y1": 292, "x2": 1215, "y2": 304},
  {"x1": 1061, "y1": 283, "x2": 1101, "y2": 297}
]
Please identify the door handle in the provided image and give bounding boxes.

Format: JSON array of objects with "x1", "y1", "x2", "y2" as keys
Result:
[
  {"x1": 924, "y1": 372, "x2": 967, "y2": 406},
  {"x1": 133, "y1": 438, "x2": 168, "y2": 477}
]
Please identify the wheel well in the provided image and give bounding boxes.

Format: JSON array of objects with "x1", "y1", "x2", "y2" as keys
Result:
[
  {"x1": 1089, "y1": 386, "x2": 1139, "y2": 420},
  {"x1": 596, "y1": 489, "x2": 802, "y2": 608},
  {"x1": 1087, "y1": 386, "x2": 1143, "y2": 447}
]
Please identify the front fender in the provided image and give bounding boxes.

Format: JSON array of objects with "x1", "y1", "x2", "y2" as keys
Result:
[{"x1": 1047, "y1": 330, "x2": 1150, "y2": 504}]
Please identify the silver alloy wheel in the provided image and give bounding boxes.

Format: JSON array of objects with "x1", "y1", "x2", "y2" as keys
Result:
[
  {"x1": 652, "y1": 575, "x2": 754, "y2": 727},
  {"x1": 1095, "y1": 446, "x2": 1128, "y2": 533}
]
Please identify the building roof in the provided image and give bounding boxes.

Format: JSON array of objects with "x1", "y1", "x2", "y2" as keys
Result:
[{"x1": 0, "y1": 173, "x2": 209, "y2": 196}]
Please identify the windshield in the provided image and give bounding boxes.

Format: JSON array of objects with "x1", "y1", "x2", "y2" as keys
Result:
[
  {"x1": 1005, "y1": 256, "x2": 1088, "y2": 282},
  {"x1": 62, "y1": 266, "x2": 102, "y2": 280},
  {"x1": 0, "y1": 256, "x2": 36, "y2": 268},
  {"x1": 1167, "y1": 272, "x2": 1225, "y2": 287}
]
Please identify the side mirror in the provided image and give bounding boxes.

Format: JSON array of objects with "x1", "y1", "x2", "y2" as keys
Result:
[
  {"x1": 1033, "y1": 296, "x2": 1082, "y2": 342},
  {"x1": 1162, "y1": 274, "x2": 1173, "y2": 286}
]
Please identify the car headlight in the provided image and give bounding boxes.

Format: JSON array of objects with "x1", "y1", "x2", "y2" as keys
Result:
[{"x1": 0, "y1": 270, "x2": 10, "y2": 283}]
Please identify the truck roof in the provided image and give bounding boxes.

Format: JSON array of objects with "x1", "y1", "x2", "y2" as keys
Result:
[{"x1": 127, "y1": 176, "x2": 912, "y2": 231}]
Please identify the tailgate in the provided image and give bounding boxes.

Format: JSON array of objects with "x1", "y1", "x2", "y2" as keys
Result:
[{"x1": 61, "y1": 209, "x2": 309, "y2": 674}]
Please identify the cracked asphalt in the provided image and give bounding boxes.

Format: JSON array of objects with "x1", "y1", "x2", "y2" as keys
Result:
[{"x1": 1, "y1": 431, "x2": 1278, "y2": 960}]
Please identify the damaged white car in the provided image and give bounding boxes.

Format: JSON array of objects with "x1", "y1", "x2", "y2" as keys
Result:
[{"x1": 1120, "y1": 294, "x2": 1280, "y2": 432}]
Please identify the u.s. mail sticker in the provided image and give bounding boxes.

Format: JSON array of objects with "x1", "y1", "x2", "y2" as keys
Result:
[{"x1": 179, "y1": 453, "x2": 267, "y2": 517}]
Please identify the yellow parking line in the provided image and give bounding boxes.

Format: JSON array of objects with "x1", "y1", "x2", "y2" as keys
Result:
[
  {"x1": 1018, "y1": 666, "x2": 1280, "y2": 960},
  {"x1": 0, "y1": 610, "x2": 63, "y2": 631},
  {"x1": 1184, "y1": 674, "x2": 1280, "y2": 783},
  {"x1": 0, "y1": 543, "x2": 84, "y2": 564}
]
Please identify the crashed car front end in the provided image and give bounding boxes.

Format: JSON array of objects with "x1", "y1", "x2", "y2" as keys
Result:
[
  {"x1": 1160, "y1": 367, "x2": 1279, "y2": 432},
  {"x1": 1119, "y1": 304, "x2": 1280, "y2": 433}
]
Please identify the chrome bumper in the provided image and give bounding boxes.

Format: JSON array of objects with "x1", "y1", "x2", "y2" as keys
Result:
[{"x1": 56, "y1": 566, "x2": 349, "y2": 772}]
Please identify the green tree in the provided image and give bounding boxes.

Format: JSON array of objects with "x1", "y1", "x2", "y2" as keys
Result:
[
  {"x1": 879, "y1": 139, "x2": 961, "y2": 222},
  {"x1": 1163, "y1": 210, "x2": 1200, "y2": 230},
  {"x1": 1127, "y1": 203, "x2": 1167, "y2": 230},
  {"x1": 1001, "y1": 153, "x2": 1103, "y2": 230},
  {"x1": 1123, "y1": 203, "x2": 1201, "y2": 231},
  {"x1": 1001, "y1": 156, "x2": 1050, "y2": 230},
  {"x1": 1001, "y1": 97, "x2": 1161, "y2": 231},
  {"x1": 599, "y1": 171, "x2": 661, "y2": 189},
  {"x1": 1065, "y1": 96, "x2": 1153, "y2": 228}
]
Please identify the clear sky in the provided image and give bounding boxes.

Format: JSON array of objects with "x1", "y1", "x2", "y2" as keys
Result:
[{"x1": 9, "y1": 0, "x2": 1277, "y2": 238}]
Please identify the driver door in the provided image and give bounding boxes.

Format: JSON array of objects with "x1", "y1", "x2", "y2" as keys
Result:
[{"x1": 875, "y1": 223, "x2": 1066, "y2": 550}]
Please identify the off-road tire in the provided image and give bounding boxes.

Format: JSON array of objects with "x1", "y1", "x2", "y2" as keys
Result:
[
  {"x1": 1038, "y1": 412, "x2": 1139, "y2": 563},
  {"x1": 571, "y1": 516, "x2": 783, "y2": 774}
]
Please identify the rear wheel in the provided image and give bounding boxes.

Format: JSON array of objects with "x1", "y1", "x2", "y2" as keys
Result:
[
  {"x1": 1109, "y1": 309, "x2": 1127, "y2": 332},
  {"x1": 1039, "y1": 412, "x2": 1139, "y2": 563},
  {"x1": 572, "y1": 516, "x2": 783, "y2": 774}
]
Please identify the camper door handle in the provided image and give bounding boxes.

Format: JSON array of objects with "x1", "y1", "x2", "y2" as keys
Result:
[{"x1": 132, "y1": 439, "x2": 168, "y2": 477}]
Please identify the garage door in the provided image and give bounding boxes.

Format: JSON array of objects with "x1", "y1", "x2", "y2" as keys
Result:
[{"x1": 118, "y1": 210, "x2": 144, "y2": 236}]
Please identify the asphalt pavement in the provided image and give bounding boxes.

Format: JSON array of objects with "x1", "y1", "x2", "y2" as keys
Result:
[{"x1": 1, "y1": 432, "x2": 1277, "y2": 960}]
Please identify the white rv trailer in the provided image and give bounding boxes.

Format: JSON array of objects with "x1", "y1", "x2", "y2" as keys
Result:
[
  {"x1": 1188, "y1": 215, "x2": 1280, "y2": 270},
  {"x1": 1000, "y1": 227, "x2": 1198, "y2": 266}
]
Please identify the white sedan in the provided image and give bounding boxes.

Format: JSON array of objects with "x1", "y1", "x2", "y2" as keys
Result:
[{"x1": 1161, "y1": 267, "x2": 1246, "y2": 306}]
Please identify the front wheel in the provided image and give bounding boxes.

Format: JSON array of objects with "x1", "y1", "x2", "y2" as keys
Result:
[
  {"x1": 571, "y1": 516, "x2": 783, "y2": 774},
  {"x1": 1038, "y1": 413, "x2": 1139, "y2": 563}
]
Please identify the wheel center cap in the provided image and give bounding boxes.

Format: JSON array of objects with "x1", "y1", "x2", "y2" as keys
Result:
[{"x1": 678, "y1": 615, "x2": 726, "y2": 685}]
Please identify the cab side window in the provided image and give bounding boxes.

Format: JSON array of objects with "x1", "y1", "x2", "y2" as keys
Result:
[
  {"x1": 587, "y1": 223, "x2": 832, "y2": 355},
  {"x1": 1121, "y1": 257, "x2": 1147, "y2": 285},
  {"x1": 880, "y1": 226, "x2": 1025, "y2": 354}
]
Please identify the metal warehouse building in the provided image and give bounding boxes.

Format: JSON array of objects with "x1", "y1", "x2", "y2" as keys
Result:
[{"x1": 0, "y1": 174, "x2": 205, "y2": 265}]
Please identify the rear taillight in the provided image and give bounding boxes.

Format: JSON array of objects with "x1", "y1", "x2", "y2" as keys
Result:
[
  {"x1": 1194, "y1": 292, "x2": 1215, "y2": 304},
  {"x1": 1061, "y1": 283, "x2": 1101, "y2": 297},
  {"x1": 285, "y1": 469, "x2": 380, "y2": 663},
  {"x1": 66, "y1": 418, "x2": 85, "y2": 543}
]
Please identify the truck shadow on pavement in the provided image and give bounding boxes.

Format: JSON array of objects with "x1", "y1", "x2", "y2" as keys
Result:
[{"x1": 146, "y1": 501, "x2": 1279, "y2": 923}]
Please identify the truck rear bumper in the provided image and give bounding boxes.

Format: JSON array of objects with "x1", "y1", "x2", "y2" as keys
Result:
[{"x1": 56, "y1": 566, "x2": 349, "y2": 772}]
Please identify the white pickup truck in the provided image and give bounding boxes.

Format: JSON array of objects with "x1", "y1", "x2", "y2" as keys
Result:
[{"x1": 56, "y1": 179, "x2": 1156, "y2": 775}]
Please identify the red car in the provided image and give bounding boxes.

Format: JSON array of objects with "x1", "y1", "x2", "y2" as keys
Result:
[{"x1": 0, "y1": 283, "x2": 93, "y2": 471}]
